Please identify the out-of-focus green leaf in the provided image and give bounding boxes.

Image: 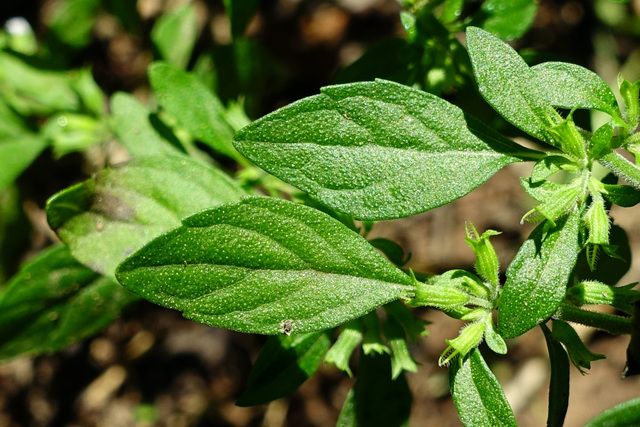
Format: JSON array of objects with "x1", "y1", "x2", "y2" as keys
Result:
[
  {"x1": 110, "y1": 92, "x2": 184, "y2": 157},
  {"x1": 348, "y1": 352, "x2": 412, "y2": 427},
  {"x1": 541, "y1": 324, "x2": 570, "y2": 427},
  {"x1": 148, "y1": 62, "x2": 241, "y2": 160},
  {"x1": 236, "y1": 331, "x2": 331, "y2": 406},
  {"x1": 46, "y1": 0, "x2": 100, "y2": 48},
  {"x1": 223, "y1": 0, "x2": 260, "y2": 38},
  {"x1": 46, "y1": 154, "x2": 246, "y2": 278},
  {"x1": 477, "y1": 0, "x2": 537, "y2": 41},
  {"x1": 0, "y1": 52, "x2": 80, "y2": 116},
  {"x1": 0, "y1": 134, "x2": 47, "y2": 192},
  {"x1": 0, "y1": 245, "x2": 137, "y2": 360},
  {"x1": 151, "y1": 4, "x2": 198, "y2": 69},
  {"x1": 584, "y1": 397, "x2": 640, "y2": 427}
]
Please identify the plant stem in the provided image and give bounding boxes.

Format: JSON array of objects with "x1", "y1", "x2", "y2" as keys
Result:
[{"x1": 556, "y1": 303, "x2": 632, "y2": 335}]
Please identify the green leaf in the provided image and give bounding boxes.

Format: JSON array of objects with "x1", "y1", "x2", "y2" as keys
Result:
[
  {"x1": 350, "y1": 352, "x2": 412, "y2": 427},
  {"x1": 46, "y1": 154, "x2": 246, "y2": 277},
  {"x1": 601, "y1": 183, "x2": 640, "y2": 207},
  {"x1": 148, "y1": 62, "x2": 241, "y2": 160},
  {"x1": 234, "y1": 79, "x2": 537, "y2": 220},
  {"x1": 584, "y1": 397, "x2": 640, "y2": 427},
  {"x1": 477, "y1": 0, "x2": 537, "y2": 41},
  {"x1": 150, "y1": 4, "x2": 198, "y2": 69},
  {"x1": 0, "y1": 52, "x2": 80, "y2": 115},
  {"x1": 46, "y1": 0, "x2": 100, "y2": 48},
  {"x1": 541, "y1": 324, "x2": 570, "y2": 427},
  {"x1": 110, "y1": 92, "x2": 184, "y2": 157},
  {"x1": 497, "y1": 210, "x2": 581, "y2": 339},
  {"x1": 333, "y1": 38, "x2": 419, "y2": 85},
  {"x1": 336, "y1": 388, "x2": 357, "y2": 427},
  {"x1": 116, "y1": 196, "x2": 415, "y2": 335},
  {"x1": 531, "y1": 62, "x2": 620, "y2": 117},
  {"x1": 599, "y1": 151, "x2": 640, "y2": 191},
  {"x1": 466, "y1": 26, "x2": 556, "y2": 141},
  {"x1": 368, "y1": 237, "x2": 411, "y2": 266},
  {"x1": 449, "y1": 348, "x2": 516, "y2": 427},
  {"x1": 483, "y1": 316, "x2": 507, "y2": 355},
  {"x1": 530, "y1": 156, "x2": 576, "y2": 183},
  {"x1": 0, "y1": 134, "x2": 47, "y2": 192},
  {"x1": 551, "y1": 320, "x2": 605, "y2": 374},
  {"x1": 619, "y1": 77, "x2": 640, "y2": 130},
  {"x1": 236, "y1": 331, "x2": 331, "y2": 406},
  {"x1": 222, "y1": 0, "x2": 260, "y2": 38},
  {"x1": 0, "y1": 245, "x2": 137, "y2": 360}
]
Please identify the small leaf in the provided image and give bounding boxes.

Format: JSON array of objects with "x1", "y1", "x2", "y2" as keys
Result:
[
  {"x1": 368, "y1": 237, "x2": 411, "y2": 267},
  {"x1": 590, "y1": 122, "x2": 615, "y2": 160},
  {"x1": 236, "y1": 331, "x2": 331, "y2": 406},
  {"x1": 110, "y1": 92, "x2": 184, "y2": 157},
  {"x1": 46, "y1": 154, "x2": 246, "y2": 277},
  {"x1": 532, "y1": 62, "x2": 620, "y2": 117},
  {"x1": 0, "y1": 135, "x2": 47, "y2": 193},
  {"x1": 324, "y1": 319, "x2": 362, "y2": 376},
  {"x1": 116, "y1": 197, "x2": 415, "y2": 335},
  {"x1": 0, "y1": 245, "x2": 137, "y2": 360},
  {"x1": 46, "y1": 0, "x2": 100, "y2": 48},
  {"x1": 449, "y1": 348, "x2": 517, "y2": 427},
  {"x1": 349, "y1": 352, "x2": 412, "y2": 427},
  {"x1": 483, "y1": 317, "x2": 507, "y2": 355},
  {"x1": 541, "y1": 323, "x2": 570, "y2": 427},
  {"x1": 530, "y1": 156, "x2": 575, "y2": 183},
  {"x1": 599, "y1": 151, "x2": 640, "y2": 191},
  {"x1": 466, "y1": 26, "x2": 555, "y2": 141},
  {"x1": 150, "y1": 4, "x2": 198, "y2": 69},
  {"x1": 233, "y1": 78, "x2": 538, "y2": 220},
  {"x1": 552, "y1": 320, "x2": 605, "y2": 374},
  {"x1": 498, "y1": 210, "x2": 581, "y2": 339},
  {"x1": 336, "y1": 388, "x2": 357, "y2": 427},
  {"x1": 619, "y1": 77, "x2": 640, "y2": 130},
  {"x1": 477, "y1": 0, "x2": 537, "y2": 41},
  {"x1": 583, "y1": 397, "x2": 640, "y2": 427},
  {"x1": 149, "y1": 62, "x2": 240, "y2": 160},
  {"x1": 601, "y1": 183, "x2": 640, "y2": 207}
]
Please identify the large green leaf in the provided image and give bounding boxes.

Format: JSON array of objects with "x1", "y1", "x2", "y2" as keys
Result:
[
  {"x1": 497, "y1": 210, "x2": 581, "y2": 339},
  {"x1": 236, "y1": 331, "x2": 331, "y2": 406},
  {"x1": 531, "y1": 62, "x2": 620, "y2": 117},
  {"x1": 46, "y1": 154, "x2": 246, "y2": 277},
  {"x1": 449, "y1": 348, "x2": 516, "y2": 427},
  {"x1": 148, "y1": 62, "x2": 240, "y2": 160},
  {"x1": 150, "y1": 4, "x2": 198, "y2": 69},
  {"x1": 0, "y1": 134, "x2": 47, "y2": 192},
  {"x1": 115, "y1": 197, "x2": 415, "y2": 334},
  {"x1": 0, "y1": 245, "x2": 137, "y2": 360},
  {"x1": 466, "y1": 26, "x2": 554, "y2": 141},
  {"x1": 233, "y1": 79, "x2": 538, "y2": 220}
]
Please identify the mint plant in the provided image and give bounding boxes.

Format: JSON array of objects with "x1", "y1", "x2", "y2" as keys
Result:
[
  {"x1": 3, "y1": 0, "x2": 640, "y2": 425},
  {"x1": 109, "y1": 26, "x2": 640, "y2": 425}
]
